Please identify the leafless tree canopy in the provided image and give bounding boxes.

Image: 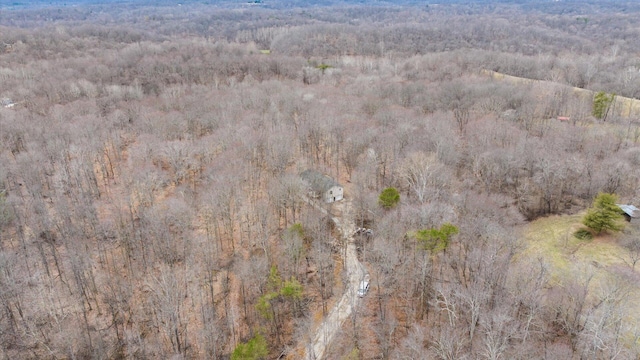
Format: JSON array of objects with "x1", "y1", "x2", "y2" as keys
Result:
[{"x1": 2, "y1": 0, "x2": 640, "y2": 358}]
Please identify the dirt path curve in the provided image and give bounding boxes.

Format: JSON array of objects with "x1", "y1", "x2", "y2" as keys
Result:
[{"x1": 304, "y1": 198, "x2": 367, "y2": 360}]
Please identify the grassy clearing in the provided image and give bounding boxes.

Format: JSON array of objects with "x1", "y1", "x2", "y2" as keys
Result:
[
  {"x1": 520, "y1": 213, "x2": 640, "y2": 340},
  {"x1": 483, "y1": 70, "x2": 640, "y2": 118},
  {"x1": 520, "y1": 212, "x2": 628, "y2": 278},
  {"x1": 520, "y1": 213, "x2": 584, "y2": 276}
]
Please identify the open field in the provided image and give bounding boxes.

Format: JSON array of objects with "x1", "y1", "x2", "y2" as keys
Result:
[
  {"x1": 521, "y1": 214, "x2": 640, "y2": 344},
  {"x1": 485, "y1": 70, "x2": 640, "y2": 119}
]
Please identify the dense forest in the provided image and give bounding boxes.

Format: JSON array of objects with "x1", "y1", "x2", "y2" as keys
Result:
[{"x1": 2, "y1": 0, "x2": 640, "y2": 359}]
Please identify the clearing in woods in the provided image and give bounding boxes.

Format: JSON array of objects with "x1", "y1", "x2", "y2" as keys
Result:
[
  {"x1": 301, "y1": 196, "x2": 367, "y2": 360},
  {"x1": 520, "y1": 213, "x2": 640, "y2": 328},
  {"x1": 483, "y1": 70, "x2": 640, "y2": 118}
]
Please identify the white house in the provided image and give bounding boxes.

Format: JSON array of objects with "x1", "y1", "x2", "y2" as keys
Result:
[{"x1": 300, "y1": 169, "x2": 343, "y2": 203}]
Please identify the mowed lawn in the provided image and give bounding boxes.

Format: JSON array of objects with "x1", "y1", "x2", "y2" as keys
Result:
[
  {"x1": 521, "y1": 212, "x2": 630, "y2": 274},
  {"x1": 520, "y1": 212, "x2": 640, "y2": 338}
]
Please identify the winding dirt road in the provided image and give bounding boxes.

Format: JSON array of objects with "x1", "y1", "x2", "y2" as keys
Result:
[{"x1": 304, "y1": 198, "x2": 367, "y2": 360}]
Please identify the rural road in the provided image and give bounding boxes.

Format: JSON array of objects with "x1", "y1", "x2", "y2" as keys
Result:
[{"x1": 304, "y1": 198, "x2": 367, "y2": 360}]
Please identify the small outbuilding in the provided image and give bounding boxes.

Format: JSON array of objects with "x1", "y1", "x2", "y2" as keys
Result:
[
  {"x1": 300, "y1": 169, "x2": 343, "y2": 203},
  {"x1": 617, "y1": 204, "x2": 639, "y2": 222}
]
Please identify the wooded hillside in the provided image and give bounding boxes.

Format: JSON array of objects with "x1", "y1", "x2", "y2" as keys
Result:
[{"x1": 1, "y1": 1, "x2": 640, "y2": 359}]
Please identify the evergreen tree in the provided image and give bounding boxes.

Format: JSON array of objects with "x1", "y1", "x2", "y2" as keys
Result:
[
  {"x1": 231, "y1": 334, "x2": 269, "y2": 360},
  {"x1": 592, "y1": 91, "x2": 615, "y2": 120},
  {"x1": 378, "y1": 187, "x2": 400, "y2": 209},
  {"x1": 416, "y1": 223, "x2": 459, "y2": 253},
  {"x1": 582, "y1": 193, "x2": 625, "y2": 234}
]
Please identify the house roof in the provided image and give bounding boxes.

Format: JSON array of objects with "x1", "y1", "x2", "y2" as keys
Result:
[
  {"x1": 617, "y1": 204, "x2": 640, "y2": 218},
  {"x1": 300, "y1": 169, "x2": 341, "y2": 193}
]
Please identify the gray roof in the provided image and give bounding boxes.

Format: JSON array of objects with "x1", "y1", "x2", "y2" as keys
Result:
[
  {"x1": 617, "y1": 204, "x2": 640, "y2": 218},
  {"x1": 300, "y1": 169, "x2": 341, "y2": 193}
]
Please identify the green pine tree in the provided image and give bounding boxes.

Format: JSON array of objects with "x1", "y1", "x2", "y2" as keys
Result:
[
  {"x1": 582, "y1": 193, "x2": 625, "y2": 234},
  {"x1": 231, "y1": 334, "x2": 269, "y2": 360},
  {"x1": 416, "y1": 223, "x2": 459, "y2": 253},
  {"x1": 379, "y1": 187, "x2": 400, "y2": 209},
  {"x1": 592, "y1": 91, "x2": 615, "y2": 120}
]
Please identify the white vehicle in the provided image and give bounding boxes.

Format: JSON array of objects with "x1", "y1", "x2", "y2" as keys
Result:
[{"x1": 357, "y1": 280, "x2": 370, "y2": 298}]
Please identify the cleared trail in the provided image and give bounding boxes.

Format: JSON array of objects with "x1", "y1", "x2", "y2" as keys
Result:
[{"x1": 304, "y1": 198, "x2": 366, "y2": 360}]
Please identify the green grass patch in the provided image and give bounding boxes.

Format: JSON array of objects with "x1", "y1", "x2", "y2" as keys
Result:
[
  {"x1": 520, "y1": 213, "x2": 628, "y2": 278},
  {"x1": 519, "y1": 213, "x2": 581, "y2": 273},
  {"x1": 520, "y1": 213, "x2": 640, "y2": 334}
]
